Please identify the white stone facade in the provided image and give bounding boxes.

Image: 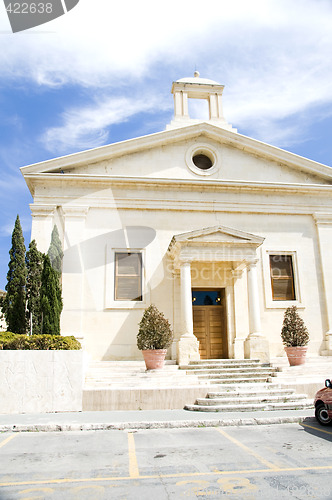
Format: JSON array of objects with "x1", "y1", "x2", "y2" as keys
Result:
[{"x1": 21, "y1": 75, "x2": 332, "y2": 363}]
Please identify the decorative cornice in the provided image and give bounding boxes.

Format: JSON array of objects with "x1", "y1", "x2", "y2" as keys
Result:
[
  {"x1": 61, "y1": 206, "x2": 89, "y2": 218},
  {"x1": 23, "y1": 173, "x2": 332, "y2": 196}
]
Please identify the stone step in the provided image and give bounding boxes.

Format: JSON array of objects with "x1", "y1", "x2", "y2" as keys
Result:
[
  {"x1": 203, "y1": 377, "x2": 272, "y2": 384},
  {"x1": 181, "y1": 362, "x2": 265, "y2": 370},
  {"x1": 188, "y1": 367, "x2": 279, "y2": 376},
  {"x1": 198, "y1": 371, "x2": 277, "y2": 380},
  {"x1": 207, "y1": 388, "x2": 297, "y2": 398},
  {"x1": 184, "y1": 359, "x2": 261, "y2": 368},
  {"x1": 195, "y1": 393, "x2": 308, "y2": 406},
  {"x1": 184, "y1": 401, "x2": 313, "y2": 412}
]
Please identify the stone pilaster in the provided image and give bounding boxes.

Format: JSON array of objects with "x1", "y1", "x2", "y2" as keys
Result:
[
  {"x1": 29, "y1": 204, "x2": 56, "y2": 253},
  {"x1": 314, "y1": 213, "x2": 332, "y2": 355},
  {"x1": 61, "y1": 206, "x2": 89, "y2": 341}
]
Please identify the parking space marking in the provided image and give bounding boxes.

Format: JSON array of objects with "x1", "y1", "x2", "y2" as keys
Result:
[
  {"x1": 215, "y1": 428, "x2": 279, "y2": 470},
  {"x1": 127, "y1": 432, "x2": 140, "y2": 478},
  {"x1": 1, "y1": 464, "x2": 332, "y2": 488},
  {"x1": 0, "y1": 433, "x2": 17, "y2": 449},
  {"x1": 302, "y1": 423, "x2": 332, "y2": 435}
]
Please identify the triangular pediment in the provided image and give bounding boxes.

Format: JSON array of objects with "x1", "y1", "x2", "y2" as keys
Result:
[
  {"x1": 168, "y1": 225, "x2": 264, "y2": 252},
  {"x1": 21, "y1": 122, "x2": 332, "y2": 185}
]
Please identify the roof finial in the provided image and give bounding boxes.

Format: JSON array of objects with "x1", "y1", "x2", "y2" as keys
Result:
[{"x1": 194, "y1": 70, "x2": 200, "y2": 78}]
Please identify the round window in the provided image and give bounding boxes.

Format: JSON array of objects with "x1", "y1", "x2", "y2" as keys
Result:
[
  {"x1": 186, "y1": 144, "x2": 219, "y2": 176},
  {"x1": 192, "y1": 153, "x2": 213, "y2": 170}
]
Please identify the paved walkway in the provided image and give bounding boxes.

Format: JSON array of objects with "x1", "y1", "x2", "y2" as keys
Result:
[{"x1": 0, "y1": 408, "x2": 316, "y2": 432}]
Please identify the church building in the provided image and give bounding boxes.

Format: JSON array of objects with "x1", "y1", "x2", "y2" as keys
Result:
[{"x1": 21, "y1": 73, "x2": 332, "y2": 365}]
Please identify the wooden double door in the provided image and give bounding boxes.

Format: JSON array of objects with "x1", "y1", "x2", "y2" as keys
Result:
[{"x1": 192, "y1": 289, "x2": 227, "y2": 359}]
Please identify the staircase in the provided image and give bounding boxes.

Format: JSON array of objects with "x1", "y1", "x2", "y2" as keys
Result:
[
  {"x1": 82, "y1": 357, "x2": 321, "y2": 411},
  {"x1": 179, "y1": 359, "x2": 279, "y2": 384},
  {"x1": 182, "y1": 359, "x2": 313, "y2": 412}
]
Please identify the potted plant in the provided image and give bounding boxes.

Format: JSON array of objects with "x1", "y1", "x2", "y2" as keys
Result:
[
  {"x1": 281, "y1": 306, "x2": 309, "y2": 366},
  {"x1": 137, "y1": 304, "x2": 173, "y2": 370}
]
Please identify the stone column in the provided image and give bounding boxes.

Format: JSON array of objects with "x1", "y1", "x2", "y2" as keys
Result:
[
  {"x1": 173, "y1": 91, "x2": 189, "y2": 119},
  {"x1": 177, "y1": 261, "x2": 200, "y2": 365},
  {"x1": 181, "y1": 262, "x2": 194, "y2": 337},
  {"x1": 244, "y1": 259, "x2": 270, "y2": 362},
  {"x1": 314, "y1": 213, "x2": 332, "y2": 354},
  {"x1": 209, "y1": 93, "x2": 224, "y2": 120}
]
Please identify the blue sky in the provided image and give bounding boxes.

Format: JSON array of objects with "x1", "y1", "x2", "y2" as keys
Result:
[{"x1": 1, "y1": 0, "x2": 332, "y2": 290}]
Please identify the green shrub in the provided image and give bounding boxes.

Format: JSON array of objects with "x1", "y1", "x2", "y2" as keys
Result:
[
  {"x1": 281, "y1": 306, "x2": 309, "y2": 347},
  {"x1": 137, "y1": 304, "x2": 173, "y2": 350},
  {"x1": 0, "y1": 332, "x2": 81, "y2": 350}
]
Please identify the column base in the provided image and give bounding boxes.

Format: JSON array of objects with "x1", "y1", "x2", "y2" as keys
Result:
[
  {"x1": 177, "y1": 336, "x2": 200, "y2": 366},
  {"x1": 233, "y1": 338, "x2": 245, "y2": 359},
  {"x1": 244, "y1": 335, "x2": 270, "y2": 363},
  {"x1": 323, "y1": 331, "x2": 332, "y2": 355}
]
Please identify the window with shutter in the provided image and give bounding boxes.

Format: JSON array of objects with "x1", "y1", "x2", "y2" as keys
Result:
[
  {"x1": 114, "y1": 252, "x2": 142, "y2": 301},
  {"x1": 269, "y1": 254, "x2": 295, "y2": 301}
]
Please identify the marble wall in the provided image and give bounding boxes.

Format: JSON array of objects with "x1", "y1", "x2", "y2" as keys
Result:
[{"x1": 0, "y1": 350, "x2": 83, "y2": 414}]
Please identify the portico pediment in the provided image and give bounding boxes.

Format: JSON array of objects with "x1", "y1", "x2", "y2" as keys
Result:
[
  {"x1": 168, "y1": 225, "x2": 265, "y2": 268},
  {"x1": 169, "y1": 225, "x2": 264, "y2": 249}
]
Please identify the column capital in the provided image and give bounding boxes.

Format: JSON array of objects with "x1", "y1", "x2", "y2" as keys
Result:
[
  {"x1": 30, "y1": 204, "x2": 56, "y2": 218},
  {"x1": 180, "y1": 260, "x2": 192, "y2": 267},
  {"x1": 246, "y1": 258, "x2": 259, "y2": 269},
  {"x1": 231, "y1": 269, "x2": 244, "y2": 280},
  {"x1": 314, "y1": 212, "x2": 332, "y2": 225}
]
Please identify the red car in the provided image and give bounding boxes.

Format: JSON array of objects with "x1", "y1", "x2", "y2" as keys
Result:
[{"x1": 314, "y1": 379, "x2": 332, "y2": 426}]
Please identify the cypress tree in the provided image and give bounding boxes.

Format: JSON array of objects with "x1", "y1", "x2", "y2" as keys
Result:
[
  {"x1": 48, "y1": 225, "x2": 63, "y2": 274},
  {"x1": 40, "y1": 254, "x2": 63, "y2": 335},
  {"x1": 26, "y1": 240, "x2": 44, "y2": 335},
  {"x1": 2, "y1": 215, "x2": 27, "y2": 334}
]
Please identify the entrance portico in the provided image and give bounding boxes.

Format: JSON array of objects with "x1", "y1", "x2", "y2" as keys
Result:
[{"x1": 167, "y1": 225, "x2": 269, "y2": 365}]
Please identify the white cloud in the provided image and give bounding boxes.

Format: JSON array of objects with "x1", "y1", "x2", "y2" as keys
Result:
[
  {"x1": 2, "y1": 0, "x2": 332, "y2": 149},
  {"x1": 42, "y1": 93, "x2": 167, "y2": 152}
]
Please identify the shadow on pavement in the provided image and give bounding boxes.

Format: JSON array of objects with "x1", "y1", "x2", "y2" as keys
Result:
[{"x1": 300, "y1": 417, "x2": 332, "y2": 442}]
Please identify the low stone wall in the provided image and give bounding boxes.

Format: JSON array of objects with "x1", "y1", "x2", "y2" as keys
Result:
[{"x1": 0, "y1": 350, "x2": 83, "y2": 414}]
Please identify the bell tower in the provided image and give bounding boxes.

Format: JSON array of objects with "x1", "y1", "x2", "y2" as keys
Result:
[{"x1": 167, "y1": 71, "x2": 236, "y2": 132}]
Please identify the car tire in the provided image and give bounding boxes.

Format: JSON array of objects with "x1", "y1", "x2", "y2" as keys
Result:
[{"x1": 315, "y1": 403, "x2": 332, "y2": 426}]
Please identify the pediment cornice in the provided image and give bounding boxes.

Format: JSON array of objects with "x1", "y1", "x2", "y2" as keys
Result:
[{"x1": 168, "y1": 225, "x2": 265, "y2": 264}]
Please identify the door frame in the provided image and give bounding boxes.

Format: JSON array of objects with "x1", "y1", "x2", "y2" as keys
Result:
[{"x1": 192, "y1": 287, "x2": 228, "y2": 359}]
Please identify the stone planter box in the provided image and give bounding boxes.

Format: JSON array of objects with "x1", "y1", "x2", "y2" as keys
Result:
[{"x1": 0, "y1": 350, "x2": 83, "y2": 414}]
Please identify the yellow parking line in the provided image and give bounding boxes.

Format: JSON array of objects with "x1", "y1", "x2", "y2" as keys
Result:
[
  {"x1": 0, "y1": 434, "x2": 17, "y2": 449},
  {"x1": 215, "y1": 428, "x2": 279, "y2": 470},
  {"x1": 127, "y1": 432, "x2": 140, "y2": 478},
  {"x1": 302, "y1": 423, "x2": 332, "y2": 435},
  {"x1": 1, "y1": 465, "x2": 332, "y2": 488}
]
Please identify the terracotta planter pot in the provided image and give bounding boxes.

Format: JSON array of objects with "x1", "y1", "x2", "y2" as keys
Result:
[
  {"x1": 284, "y1": 346, "x2": 308, "y2": 366},
  {"x1": 142, "y1": 349, "x2": 167, "y2": 370}
]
